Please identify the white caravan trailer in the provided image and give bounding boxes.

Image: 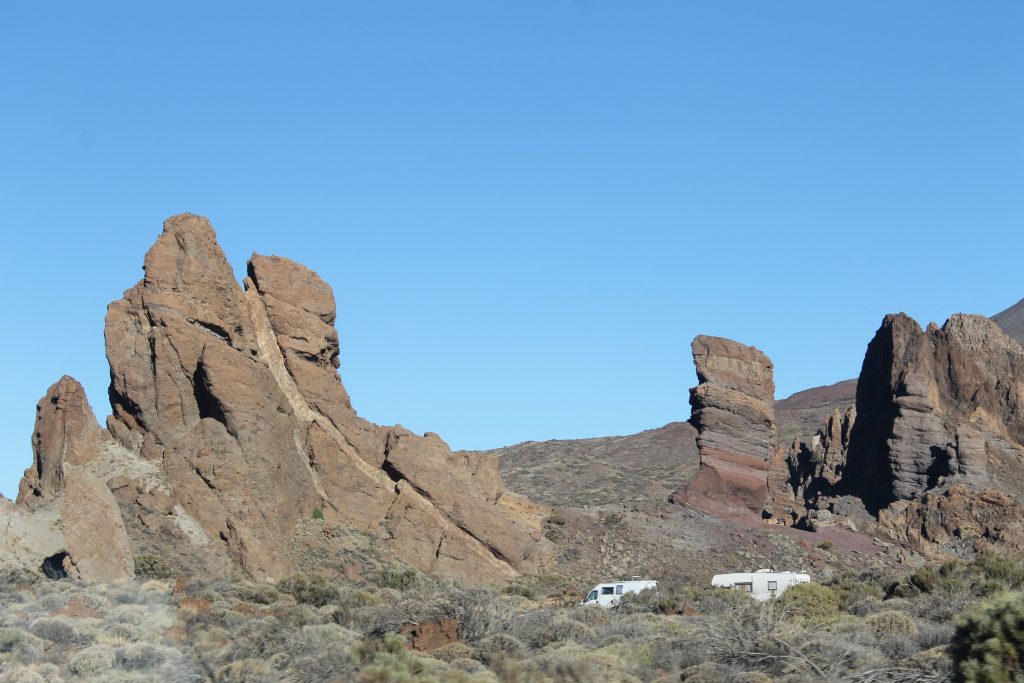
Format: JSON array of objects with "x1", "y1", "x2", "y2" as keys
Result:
[
  {"x1": 581, "y1": 579, "x2": 658, "y2": 607},
  {"x1": 711, "y1": 570, "x2": 810, "y2": 601}
]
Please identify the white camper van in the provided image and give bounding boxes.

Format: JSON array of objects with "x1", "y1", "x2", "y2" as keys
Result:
[
  {"x1": 711, "y1": 570, "x2": 810, "y2": 601},
  {"x1": 581, "y1": 579, "x2": 658, "y2": 607}
]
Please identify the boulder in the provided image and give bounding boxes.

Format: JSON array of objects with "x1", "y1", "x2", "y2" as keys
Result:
[{"x1": 59, "y1": 467, "x2": 134, "y2": 583}]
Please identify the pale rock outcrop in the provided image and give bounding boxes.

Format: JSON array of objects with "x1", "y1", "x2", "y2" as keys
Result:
[
  {"x1": 671, "y1": 336, "x2": 780, "y2": 521},
  {"x1": 59, "y1": 467, "x2": 134, "y2": 583},
  {"x1": 0, "y1": 497, "x2": 65, "y2": 569}
]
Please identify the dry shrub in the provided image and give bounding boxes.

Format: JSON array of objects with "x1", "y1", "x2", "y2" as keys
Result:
[
  {"x1": 282, "y1": 623, "x2": 360, "y2": 683},
  {"x1": 865, "y1": 610, "x2": 919, "y2": 639},
  {"x1": 374, "y1": 563, "x2": 422, "y2": 592},
  {"x1": 215, "y1": 658, "x2": 280, "y2": 683},
  {"x1": 66, "y1": 645, "x2": 115, "y2": 677},
  {"x1": 0, "y1": 669, "x2": 47, "y2": 683},
  {"x1": 277, "y1": 574, "x2": 341, "y2": 607}
]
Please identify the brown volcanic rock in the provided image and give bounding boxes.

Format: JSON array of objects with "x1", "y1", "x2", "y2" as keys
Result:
[
  {"x1": 844, "y1": 313, "x2": 1024, "y2": 510},
  {"x1": 772, "y1": 406, "x2": 857, "y2": 524},
  {"x1": 877, "y1": 484, "x2": 1024, "y2": 554},
  {"x1": 59, "y1": 466, "x2": 134, "y2": 583},
  {"x1": 18, "y1": 376, "x2": 102, "y2": 509},
  {"x1": 671, "y1": 336, "x2": 779, "y2": 521},
  {"x1": 94, "y1": 213, "x2": 549, "y2": 582}
]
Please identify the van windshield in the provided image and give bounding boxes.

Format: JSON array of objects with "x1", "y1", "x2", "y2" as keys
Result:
[{"x1": 585, "y1": 590, "x2": 598, "y2": 602}]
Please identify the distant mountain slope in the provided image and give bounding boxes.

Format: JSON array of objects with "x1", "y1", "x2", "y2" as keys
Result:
[
  {"x1": 474, "y1": 422, "x2": 699, "y2": 507},
  {"x1": 776, "y1": 379, "x2": 858, "y2": 446},
  {"x1": 993, "y1": 297, "x2": 1024, "y2": 346}
]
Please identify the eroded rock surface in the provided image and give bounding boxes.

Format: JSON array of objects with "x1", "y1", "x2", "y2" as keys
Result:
[
  {"x1": 17, "y1": 212, "x2": 551, "y2": 583},
  {"x1": 877, "y1": 485, "x2": 1024, "y2": 555},
  {"x1": 59, "y1": 467, "x2": 135, "y2": 583},
  {"x1": 671, "y1": 336, "x2": 780, "y2": 521},
  {"x1": 845, "y1": 313, "x2": 1024, "y2": 509},
  {"x1": 17, "y1": 376, "x2": 102, "y2": 509}
]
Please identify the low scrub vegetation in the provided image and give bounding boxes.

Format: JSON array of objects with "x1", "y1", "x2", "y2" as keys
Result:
[{"x1": 5, "y1": 550, "x2": 1024, "y2": 681}]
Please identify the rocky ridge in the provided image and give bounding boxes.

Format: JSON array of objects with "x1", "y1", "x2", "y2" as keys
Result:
[
  {"x1": 756, "y1": 313, "x2": 1024, "y2": 555},
  {"x1": 7, "y1": 214, "x2": 551, "y2": 583}
]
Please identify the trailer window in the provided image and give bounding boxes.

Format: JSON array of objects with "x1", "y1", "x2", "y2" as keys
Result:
[
  {"x1": 615, "y1": 585, "x2": 624, "y2": 595},
  {"x1": 601, "y1": 586, "x2": 615, "y2": 596},
  {"x1": 733, "y1": 583, "x2": 753, "y2": 593},
  {"x1": 767, "y1": 581, "x2": 778, "y2": 592}
]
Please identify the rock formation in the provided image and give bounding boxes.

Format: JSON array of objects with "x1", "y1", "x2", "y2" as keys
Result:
[
  {"x1": 673, "y1": 312, "x2": 1024, "y2": 557},
  {"x1": 671, "y1": 336, "x2": 780, "y2": 521},
  {"x1": 768, "y1": 406, "x2": 856, "y2": 524},
  {"x1": 877, "y1": 485, "x2": 1024, "y2": 555},
  {"x1": 13, "y1": 213, "x2": 550, "y2": 584},
  {"x1": 844, "y1": 313, "x2": 1024, "y2": 510},
  {"x1": 762, "y1": 312, "x2": 1024, "y2": 552},
  {"x1": 18, "y1": 376, "x2": 103, "y2": 508},
  {"x1": 7, "y1": 377, "x2": 134, "y2": 582}
]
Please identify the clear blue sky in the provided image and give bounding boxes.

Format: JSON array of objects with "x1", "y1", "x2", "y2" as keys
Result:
[{"x1": 2, "y1": 2, "x2": 1022, "y2": 498}]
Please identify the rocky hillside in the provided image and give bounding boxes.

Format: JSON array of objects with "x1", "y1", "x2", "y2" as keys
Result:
[
  {"x1": 993, "y1": 296, "x2": 1024, "y2": 345},
  {"x1": 473, "y1": 422, "x2": 698, "y2": 508},
  {"x1": 5, "y1": 214, "x2": 552, "y2": 584}
]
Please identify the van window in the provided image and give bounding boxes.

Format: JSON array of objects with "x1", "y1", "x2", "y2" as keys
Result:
[
  {"x1": 601, "y1": 586, "x2": 615, "y2": 596},
  {"x1": 586, "y1": 590, "x2": 598, "y2": 602},
  {"x1": 615, "y1": 584, "x2": 624, "y2": 595}
]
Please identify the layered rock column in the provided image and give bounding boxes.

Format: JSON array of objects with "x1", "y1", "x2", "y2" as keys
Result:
[{"x1": 671, "y1": 336, "x2": 780, "y2": 521}]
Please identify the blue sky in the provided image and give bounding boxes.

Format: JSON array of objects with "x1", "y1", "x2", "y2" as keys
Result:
[{"x1": 1, "y1": 2, "x2": 1022, "y2": 497}]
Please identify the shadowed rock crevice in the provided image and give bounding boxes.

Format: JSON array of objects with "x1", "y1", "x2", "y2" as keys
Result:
[{"x1": 192, "y1": 360, "x2": 229, "y2": 428}]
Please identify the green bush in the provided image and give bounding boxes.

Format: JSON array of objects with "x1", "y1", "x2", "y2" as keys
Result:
[
  {"x1": 865, "y1": 610, "x2": 919, "y2": 639},
  {"x1": 778, "y1": 583, "x2": 841, "y2": 623},
  {"x1": 543, "y1": 513, "x2": 566, "y2": 527},
  {"x1": 312, "y1": 507, "x2": 324, "y2": 520},
  {"x1": 277, "y1": 574, "x2": 341, "y2": 607},
  {"x1": 951, "y1": 591, "x2": 1024, "y2": 682},
  {"x1": 134, "y1": 554, "x2": 175, "y2": 579},
  {"x1": 373, "y1": 562, "x2": 421, "y2": 591}
]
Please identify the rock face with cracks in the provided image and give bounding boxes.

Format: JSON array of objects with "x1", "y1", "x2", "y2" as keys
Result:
[
  {"x1": 18, "y1": 376, "x2": 103, "y2": 509},
  {"x1": 844, "y1": 313, "x2": 1024, "y2": 510},
  {"x1": 16, "y1": 213, "x2": 549, "y2": 583},
  {"x1": 671, "y1": 336, "x2": 780, "y2": 521}
]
